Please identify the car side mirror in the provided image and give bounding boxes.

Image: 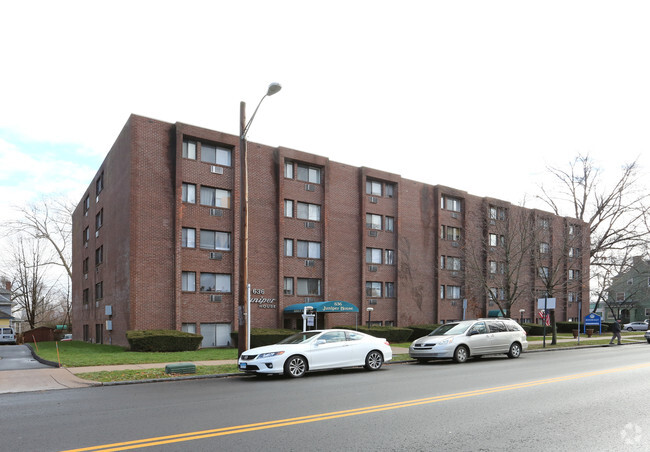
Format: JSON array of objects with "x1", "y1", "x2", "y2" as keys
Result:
[
  {"x1": 468, "y1": 330, "x2": 478, "y2": 336},
  {"x1": 314, "y1": 339, "x2": 326, "y2": 346}
]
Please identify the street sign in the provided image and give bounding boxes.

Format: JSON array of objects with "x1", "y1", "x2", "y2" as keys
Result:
[{"x1": 537, "y1": 298, "x2": 556, "y2": 309}]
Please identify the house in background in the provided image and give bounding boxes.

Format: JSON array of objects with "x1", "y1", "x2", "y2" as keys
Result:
[
  {"x1": 0, "y1": 280, "x2": 15, "y2": 328},
  {"x1": 604, "y1": 255, "x2": 650, "y2": 323}
]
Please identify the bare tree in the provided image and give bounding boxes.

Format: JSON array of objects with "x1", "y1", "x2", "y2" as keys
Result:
[
  {"x1": 9, "y1": 238, "x2": 60, "y2": 329},
  {"x1": 538, "y1": 154, "x2": 650, "y2": 315}
]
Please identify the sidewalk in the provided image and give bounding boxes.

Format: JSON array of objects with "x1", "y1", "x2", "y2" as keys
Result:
[{"x1": 66, "y1": 359, "x2": 238, "y2": 375}]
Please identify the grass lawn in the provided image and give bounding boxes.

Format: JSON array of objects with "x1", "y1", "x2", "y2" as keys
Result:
[
  {"x1": 31, "y1": 341, "x2": 238, "y2": 367},
  {"x1": 76, "y1": 364, "x2": 240, "y2": 382}
]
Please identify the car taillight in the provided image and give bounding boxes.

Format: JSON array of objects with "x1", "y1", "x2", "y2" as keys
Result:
[{"x1": 384, "y1": 341, "x2": 390, "y2": 345}]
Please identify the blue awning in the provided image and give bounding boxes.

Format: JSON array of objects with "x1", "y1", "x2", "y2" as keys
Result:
[{"x1": 283, "y1": 301, "x2": 359, "y2": 314}]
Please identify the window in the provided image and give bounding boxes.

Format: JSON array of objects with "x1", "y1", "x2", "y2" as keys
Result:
[
  {"x1": 95, "y1": 209, "x2": 103, "y2": 230},
  {"x1": 297, "y1": 240, "x2": 321, "y2": 259},
  {"x1": 446, "y1": 285, "x2": 461, "y2": 299},
  {"x1": 95, "y1": 171, "x2": 104, "y2": 197},
  {"x1": 284, "y1": 161, "x2": 294, "y2": 179},
  {"x1": 440, "y1": 285, "x2": 445, "y2": 299},
  {"x1": 385, "y1": 183, "x2": 394, "y2": 198},
  {"x1": 367, "y1": 214, "x2": 382, "y2": 230},
  {"x1": 441, "y1": 195, "x2": 461, "y2": 212},
  {"x1": 616, "y1": 292, "x2": 625, "y2": 302},
  {"x1": 182, "y1": 228, "x2": 196, "y2": 248},
  {"x1": 366, "y1": 248, "x2": 382, "y2": 264},
  {"x1": 182, "y1": 140, "x2": 196, "y2": 160},
  {"x1": 182, "y1": 183, "x2": 196, "y2": 203},
  {"x1": 83, "y1": 289, "x2": 89, "y2": 305},
  {"x1": 95, "y1": 282, "x2": 103, "y2": 301},
  {"x1": 200, "y1": 143, "x2": 232, "y2": 166},
  {"x1": 83, "y1": 195, "x2": 90, "y2": 214},
  {"x1": 489, "y1": 261, "x2": 497, "y2": 274},
  {"x1": 489, "y1": 206, "x2": 497, "y2": 220},
  {"x1": 284, "y1": 199, "x2": 294, "y2": 217},
  {"x1": 446, "y1": 226, "x2": 461, "y2": 241},
  {"x1": 568, "y1": 292, "x2": 580, "y2": 302},
  {"x1": 284, "y1": 277, "x2": 294, "y2": 295},
  {"x1": 297, "y1": 164, "x2": 321, "y2": 184},
  {"x1": 385, "y1": 216, "x2": 394, "y2": 232},
  {"x1": 366, "y1": 281, "x2": 382, "y2": 297},
  {"x1": 297, "y1": 202, "x2": 321, "y2": 221},
  {"x1": 83, "y1": 258, "x2": 89, "y2": 274},
  {"x1": 569, "y1": 224, "x2": 580, "y2": 236},
  {"x1": 569, "y1": 269, "x2": 580, "y2": 280},
  {"x1": 539, "y1": 242, "x2": 550, "y2": 254},
  {"x1": 95, "y1": 246, "x2": 103, "y2": 266},
  {"x1": 200, "y1": 273, "x2": 231, "y2": 292},
  {"x1": 385, "y1": 249, "x2": 395, "y2": 265},
  {"x1": 489, "y1": 233, "x2": 498, "y2": 247},
  {"x1": 83, "y1": 227, "x2": 89, "y2": 245},
  {"x1": 489, "y1": 206, "x2": 506, "y2": 220},
  {"x1": 366, "y1": 180, "x2": 382, "y2": 196},
  {"x1": 446, "y1": 257, "x2": 461, "y2": 271},
  {"x1": 182, "y1": 271, "x2": 196, "y2": 291},
  {"x1": 284, "y1": 239, "x2": 293, "y2": 257},
  {"x1": 297, "y1": 278, "x2": 321, "y2": 296},
  {"x1": 181, "y1": 323, "x2": 196, "y2": 334},
  {"x1": 627, "y1": 278, "x2": 634, "y2": 285},
  {"x1": 200, "y1": 186, "x2": 231, "y2": 208},
  {"x1": 385, "y1": 282, "x2": 395, "y2": 298},
  {"x1": 539, "y1": 218, "x2": 550, "y2": 229},
  {"x1": 200, "y1": 230, "x2": 231, "y2": 250},
  {"x1": 569, "y1": 247, "x2": 580, "y2": 258},
  {"x1": 539, "y1": 267, "x2": 549, "y2": 278}
]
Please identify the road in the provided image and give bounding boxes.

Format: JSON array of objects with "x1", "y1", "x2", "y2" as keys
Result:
[{"x1": 1, "y1": 344, "x2": 650, "y2": 452}]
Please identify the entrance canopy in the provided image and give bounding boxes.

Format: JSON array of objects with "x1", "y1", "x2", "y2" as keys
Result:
[
  {"x1": 283, "y1": 301, "x2": 359, "y2": 314},
  {"x1": 487, "y1": 310, "x2": 504, "y2": 318}
]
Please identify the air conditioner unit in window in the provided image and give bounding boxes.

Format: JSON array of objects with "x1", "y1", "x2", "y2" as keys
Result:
[
  {"x1": 209, "y1": 209, "x2": 223, "y2": 217},
  {"x1": 451, "y1": 271, "x2": 459, "y2": 277},
  {"x1": 305, "y1": 221, "x2": 315, "y2": 229},
  {"x1": 209, "y1": 294, "x2": 222, "y2": 302},
  {"x1": 368, "y1": 265, "x2": 378, "y2": 272},
  {"x1": 368, "y1": 299, "x2": 378, "y2": 305},
  {"x1": 95, "y1": 230, "x2": 99, "y2": 238},
  {"x1": 84, "y1": 273, "x2": 88, "y2": 280},
  {"x1": 283, "y1": 290, "x2": 292, "y2": 295},
  {"x1": 452, "y1": 241, "x2": 459, "y2": 247},
  {"x1": 304, "y1": 297, "x2": 315, "y2": 303},
  {"x1": 209, "y1": 252, "x2": 223, "y2": 260},
  {"x1": 305, "y1": 260, "x2": 315, "y2": 267},
  {"x1": 84, "y1": 242, "x2": 88, "y2": 248},
  {"x1": 106, "y1": 320, "x2": 113, "y2": 331},
  {"x1": 451, "y1": 212, "x2": 459, "y2": 219},
  {"x1": 369, "y1": 196, "x2": 378, "y2": 204},
  {"x1": 305, "y1": 184, "x2": 315, "y2": 192},
  {"x1": 210, "y1": 165, "x2": 224, "y2": 174},
  {"x1": 490, "y1": 219, "x2": 496, "y2": 225},
  {"x1": 369, "y1": 230, "x2": 378, "y2": 237},
  {"x1": 105, "y1": 305, "x2": 112, "y2": 316}
]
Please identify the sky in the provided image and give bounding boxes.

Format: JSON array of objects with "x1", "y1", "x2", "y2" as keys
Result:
[{"x1": 1, "y1": 0, "x2": 649, "y2": 235}]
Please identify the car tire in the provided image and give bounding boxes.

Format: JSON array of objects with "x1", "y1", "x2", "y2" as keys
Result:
[
  {"x1": 507, "y1": 342, "x2": 522, "y2": 359},
  {"x1": 627, "y1": 327, "x2": 633, "y2": 331},
  {"x1": 364, "y1": 350, "x2": 384, "y2": 371},
  {"x1": 284, "y1": 355, "x2": 307, "y2": 378},
  {"x1": 453, "y1": 345, "x2": 469, "y2": 363},
  {"x1": 646, "y1": 339, "x2": 650, "y2": 344}
]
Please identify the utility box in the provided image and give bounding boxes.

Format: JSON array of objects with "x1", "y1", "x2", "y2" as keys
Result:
[{"x1": 164, "y1": 363, "x2": 197, "y2": 375}]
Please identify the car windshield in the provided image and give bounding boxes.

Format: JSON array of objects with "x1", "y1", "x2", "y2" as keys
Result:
[
  {"x1": 277, "y1": 331, "x2": 322, "y2": 344},
  {"x1": 429, "y1": 322, "x2": 472, "y2": 336}
]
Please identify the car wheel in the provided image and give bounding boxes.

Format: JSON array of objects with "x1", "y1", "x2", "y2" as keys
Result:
[
  {"x1": 453, "y1": 346, "x2": 469, "y2": 363},
  {"x1": 507, "y1": 342, "x2": 522, "y2": 359},
  {"x1": 364, "y1": 350, "x2": 384, "y2": 371},
  {"x1": 627, "y1": 327, "x2": 633, "y2": 331},
  {"x1": 646, "y1": 339, "x2": 650, "y2": 344},
  {"x1": 284, "y1": 355, "x2": 307, "y2": 378}
]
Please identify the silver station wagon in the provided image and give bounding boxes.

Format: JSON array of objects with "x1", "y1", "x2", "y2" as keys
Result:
[{"x1": 409, "y1": 318, "x2": 528, "y2": 363}]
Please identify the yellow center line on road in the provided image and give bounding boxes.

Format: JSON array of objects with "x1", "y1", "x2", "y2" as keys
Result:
[{"x1": 61, "y1": 362, "x2": 650, "y2": 452}]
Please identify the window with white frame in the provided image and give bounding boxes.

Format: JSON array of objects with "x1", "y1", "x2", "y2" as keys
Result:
[
  {"x1": 366, "y1": 180, "x2": 382, "y2": 196},
  {"x1": 284, "y1": 199, "x2": 293, "y2": 217},
  {"x1": 385, "y1": 249, "x2": 395, "y2": 265},
  {"x1": 284, "y1": 277, "x2": 294, "y2": 295},
  {"x1": 200, "y1": 230, "x2": 231, "y2": 250},
  {"x1": 284, "y1": 161, "x2": 294, "y2": 179},
  {"x1": 284, "y1": 239, "x2": 293, "y2": 257},
  {"x1": 182, "y1": 183, "x2": 196, "y2": 203},
  {"x1": 297, "y1": 240, "x2": 321, "y2": 259},
  {"x1": 366, "y1": 248, "x2": 382, "y2": 264},
  {"x1": 297, "y1": 202, "x2": 321, "y2": 221},
  {"x1": 441, "y1": 195, "x2": 462, "y2": 212},
  {"x1": 297, "y1": 163, "x2": 321, "y2": 184},
  {"x1": 385, "y1": 282, "x2": 395, "y2": 298},
  {"x1": 366, "y1": 213, "x2": 382, "y2": 230},
  {"x1": 446, "y1": 285, "x2": 461, "y2": 299},
  {"x1": 181, "y1": 271, "x2": 196, "y2": 291},
  {"x1": 366, "y1": 281, "x2": 382, "y2": 297},
  {"x1": 297, "y1": 278, "x2": 321, "y2": 296},
  {"x1": 182, "y1": 140, "x2": 196, "y2": 160},
  {"x1": 385, "y1": 216, "x2": 394, "y2": 232},
  {"x1": 200, "y1": 143, "x2": 232, "y2": 166},
  {"x1": 489, "y1": 233, "x2": 498, "y2": 247},
  {"x1": 181, "y1": 227, "x2": 196, "y2": 248},
  {"x1": 200, "y1": 273, "x2": 231, "y2": 292},
  {"x1": 540, "y1": 242, "x2": 550, "y2": 254},
  {"x1": 200, "y1": 186, "x2": 231, "y2": 208}
]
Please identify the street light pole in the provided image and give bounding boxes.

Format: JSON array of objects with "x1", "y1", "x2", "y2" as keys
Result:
[
  {"x1": 366, "y1": 307, "x2": 374, "y2": 327},
  {"x1": 238, "y1": 83, "x2": 282, "y2": 357}
]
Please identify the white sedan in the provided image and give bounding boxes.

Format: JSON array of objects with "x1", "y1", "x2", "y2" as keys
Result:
[
  {"x1": 623, "y1": 321, "x2": 649, "y2": 331},
  {"x1": 238, "y1": 329, "x2": 392, "y2": 378}
]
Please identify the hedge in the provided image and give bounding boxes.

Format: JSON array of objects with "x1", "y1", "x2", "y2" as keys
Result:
[
  {"x1": 231, "y1": 328, "x2": 298, "y2": 349},
  {"x1": 406, "y1": 325, "x2": 442, "y2": 341},
  {"x1": 334, "y1": 326, "x2": 413, "y2": 343},
  {"x1": 126, "y1": 330, "x2": 203, "y2": 352}
]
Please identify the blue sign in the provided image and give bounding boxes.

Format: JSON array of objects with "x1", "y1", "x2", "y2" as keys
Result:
[{"x1": 583, "y1": 313, "x2": 602, "y2": 334}]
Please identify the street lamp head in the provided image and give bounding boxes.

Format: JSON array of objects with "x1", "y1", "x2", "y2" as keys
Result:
[
  {"x1": 366, "y1": 307, "x2": 374, "y2": 312},
  {"x1": 267, "y1": 83, "x2": 282, "y2": 96}
]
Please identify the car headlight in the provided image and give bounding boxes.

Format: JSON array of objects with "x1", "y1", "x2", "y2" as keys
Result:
[
  {"x1": 256, "y1": 351, "x2": 285, "y2": 359},
  {"x1": 437, "y1": 337, "x2": 454, "y2": 346}
]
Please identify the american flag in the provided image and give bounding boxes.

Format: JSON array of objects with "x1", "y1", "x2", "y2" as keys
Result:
[{"x1": 538, "y1": 310, "x2": 550, "y2": 326}]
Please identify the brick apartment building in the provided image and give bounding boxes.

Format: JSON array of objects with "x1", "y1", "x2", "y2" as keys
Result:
[{"x1": 71, "y1": 114, "x2": 590, "y2": 347}]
